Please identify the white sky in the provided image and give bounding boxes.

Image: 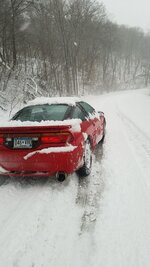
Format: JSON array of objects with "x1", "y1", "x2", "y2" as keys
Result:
[{"x1": 102, "y1": 0, "x2": 150, "y2": 31}]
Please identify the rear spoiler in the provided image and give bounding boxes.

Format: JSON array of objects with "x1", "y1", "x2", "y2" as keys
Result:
[{"x1": 0, "y1": 125, "x2": 71, "y2": 134}]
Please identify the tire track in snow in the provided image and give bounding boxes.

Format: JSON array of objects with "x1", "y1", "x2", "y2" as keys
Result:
[
  {"x1": 116, "y1": 107, "x2": 150, "y2": 203},
  {"x1": 117, "y1": 108, "x2": 150, "y2": 153},
  {"x1": 91, "y1": 107, "x2": 150, "y2": 267},
  {"x1": 117, "y1": 109, "x2": 150, "y2": 170},
  {"x1": 76, "y1": 143, "x2": 105, "y2": 234}
]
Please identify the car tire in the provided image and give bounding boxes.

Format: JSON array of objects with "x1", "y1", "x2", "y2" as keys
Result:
[{"x1": 77, "y1": 139, "x2": 92, "y2": 177}]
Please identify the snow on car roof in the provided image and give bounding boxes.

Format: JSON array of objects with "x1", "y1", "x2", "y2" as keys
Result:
[{"x1": 26, "y1": 97, "x2": 81, "y2": 107}]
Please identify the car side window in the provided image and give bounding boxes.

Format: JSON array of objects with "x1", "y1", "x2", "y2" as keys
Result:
[
  {"x1": 79, "y1": 101, "x2": 95, "y2": 116},
  {"x1": 72, "y1": 106, "x2": 86, "y2": 121}
]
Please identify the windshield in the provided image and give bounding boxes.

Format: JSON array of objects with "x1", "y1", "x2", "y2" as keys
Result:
[{"x1": 12, "y1": 104, "x2": 70, "y2": 122}]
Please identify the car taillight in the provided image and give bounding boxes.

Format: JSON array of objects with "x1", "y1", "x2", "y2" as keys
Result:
[
  {"x1": 0, "y1": 136, "x2": 4, "y2": 145},
  {"x1": 41, "y1": 132, "x2": 73, "y2": 144}
]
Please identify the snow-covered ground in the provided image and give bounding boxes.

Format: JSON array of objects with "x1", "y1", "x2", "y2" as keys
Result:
[{"x1": 0, "y1": 88, "x2": 150, "y2": 267}]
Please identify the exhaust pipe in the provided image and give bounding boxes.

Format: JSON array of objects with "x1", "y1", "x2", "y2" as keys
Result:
[{"x1": 56, "y1": 172, "x2": 67, "y2": 182}]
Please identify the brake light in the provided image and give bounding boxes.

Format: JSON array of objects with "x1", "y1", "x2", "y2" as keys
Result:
[
  {"x1": 0, "y1": 136, "x2": 4, "y2": 145},
  {"x1": 41, "y1": 132, "x2": 73, "y2": 144}
]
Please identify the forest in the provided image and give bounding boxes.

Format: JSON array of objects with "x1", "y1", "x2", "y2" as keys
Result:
[{"x1": 0, "y1": 0, "x2": 150, "y2": 108}]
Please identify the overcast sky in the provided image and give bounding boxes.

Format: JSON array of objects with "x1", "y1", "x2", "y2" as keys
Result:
[{"x1": 102, "y1": 0, "x2": 150, "y2": 31}]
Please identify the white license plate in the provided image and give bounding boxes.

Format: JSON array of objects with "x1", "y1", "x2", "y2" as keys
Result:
[{"x1": 14, "y1": 137, "x2": 32, "y2": 148}]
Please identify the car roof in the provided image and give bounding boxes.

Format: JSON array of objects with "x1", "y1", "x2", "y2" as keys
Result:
[{"x1": 26, "y1": 97, "x2": 81, "y2": 107}]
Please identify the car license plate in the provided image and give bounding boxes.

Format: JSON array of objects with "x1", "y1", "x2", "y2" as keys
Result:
[{"x1": 14, "y1": 137, "x2": 32, "y2": 149}]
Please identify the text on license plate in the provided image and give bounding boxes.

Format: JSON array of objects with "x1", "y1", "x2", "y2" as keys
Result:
[{"x1": 14, "y1": 137, "x2": 32, "y2": 148}]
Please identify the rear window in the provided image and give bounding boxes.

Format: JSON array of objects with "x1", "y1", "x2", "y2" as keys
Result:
[{"x1": 12, "y1": 104, "x2": 69, "y2": 122}]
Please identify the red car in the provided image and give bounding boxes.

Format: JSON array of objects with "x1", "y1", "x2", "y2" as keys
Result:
[{"x1": 0, "y1": 97, "x2": 106, "y2": 181}]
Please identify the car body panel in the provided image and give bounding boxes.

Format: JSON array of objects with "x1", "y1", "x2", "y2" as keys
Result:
[{"x1": 0, "y1": 99, "x2": 105, "y2": 177}]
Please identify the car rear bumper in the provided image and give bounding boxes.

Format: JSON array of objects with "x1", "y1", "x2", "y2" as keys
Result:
[{"x1": 0, "y1": 145, "x2": 83, "y2": 177}]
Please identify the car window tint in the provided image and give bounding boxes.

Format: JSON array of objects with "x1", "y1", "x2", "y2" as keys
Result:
[
  {"x1": 79, "y1": 101, "x2": 95, "y2": 115},
  {"x1": 13, "y1": 108, "x2": 32, "y2": 121},
  {"x1": 72, "y1": 106, "x2": 86, "y2": 121},
  {"x1": 12, "y1": 104, "x2": 69, "y2": 122}
]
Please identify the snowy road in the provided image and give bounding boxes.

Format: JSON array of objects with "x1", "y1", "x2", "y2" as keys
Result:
[{"x1": 0, "y1": 89, "x2": 150, "y2": 267}]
